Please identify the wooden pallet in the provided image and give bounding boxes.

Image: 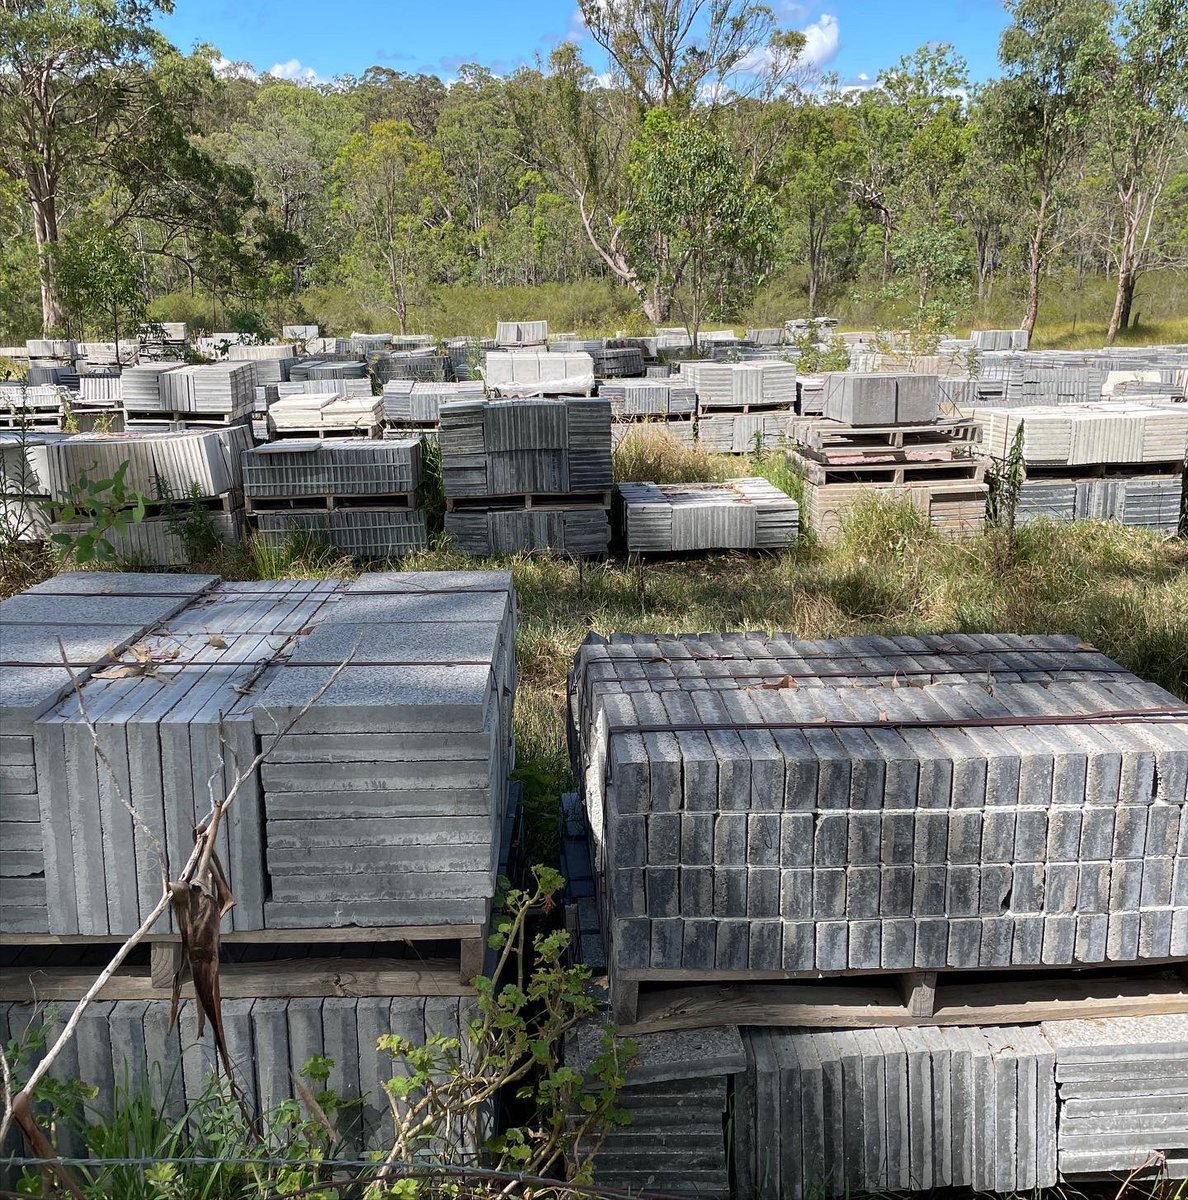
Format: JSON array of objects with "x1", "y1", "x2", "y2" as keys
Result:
[
  {"x1": 45, "y1": 490, "x2": 243, "y2": 522},
  {"x1": 615, "y1": 960, "x2": 1188, "y2": 1034},
  {"x1": 793, "y1": 450, "x2": 985, "y2": 487},
  {"x1": 445, "y1": 488, "x2": 612, "y2": 512},
  {"x1": 802, "y1": 417, "x2": 982, "y2": 451},
  {"x1": 802, "y1": 477, "x2": 988, "y2": 542},
  {"x1": 696, "y1": 399, "x2": 796, "y2": 415},
  {"x1": 245, "y1": 490, "x2": 418, "y2": 514},
  {"x1": 0, "y1": 922, "x2": 486, "y2": 992},
  {"x1": 268, "y1": 424, "x2": 383, "y2": 440},
  {"x1": 123, "y1": 409, "x2": 250, "y2": 428},
  {"x1": 1021, "y1": 461, "x2": 1186, "y2": 481}
]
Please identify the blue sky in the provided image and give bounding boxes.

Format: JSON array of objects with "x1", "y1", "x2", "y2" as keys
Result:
[{"x1": 158, "y1": 0, "x2": 1012, "y2": 90}]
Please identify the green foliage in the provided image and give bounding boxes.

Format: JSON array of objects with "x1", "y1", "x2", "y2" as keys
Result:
[
  {"x1": 622, "y1": 109, "x2": 777, "y2": 347},
  {"x1": 378, "y1": 865, "x2": 632, "y2": 1182},
  {"x1": 58, "y1": 224, "x2": 147, "y2": 340},
  {"x1": 46, "y1": 460, "x2": 148, "y2": 565}
]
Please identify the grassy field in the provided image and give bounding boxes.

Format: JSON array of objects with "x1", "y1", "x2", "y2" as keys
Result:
[{"x1": 139, "y1": 268, "x2": 1188, "y2": 349}]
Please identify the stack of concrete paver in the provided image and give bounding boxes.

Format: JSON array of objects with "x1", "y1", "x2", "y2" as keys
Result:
[
  {"x1": 0, "y1": 381, "x2": 64, "y2": 429},
  {"x1": 381, "y1": 379, "x2": 485, "y2": 435},
  {"x1": 440, "y1": 398, "x2": 612, "y2": 555},
  {"x1": 268, "y1": 392, "x2": 383, "y2": 438},
  {"x1": 251, "y1": 570, "x2": 516, "y2": 929},
  {"x1": 735, "y1": 1024, "x2": 1057, "y2": 1198},
  {"x1": 282, "y1": 324, "x2": 318, "y2": 341},
  {"x1": 126, "y1": 363, "x2": 255, "y2": 428},
  {"x1": 599, "y1": 378, "x2": 697, "y2": 447},
  {"x1": 445, "y1": 336, "x2": 496, "y2": 380},
  {"x1": 136, "y1": 322, "x2": 188, "y2": 361},
  {"x1": 566, "y1": 1021, "x2": 743, "y2": 1198},
  {"x1": 118, "y1": 363, "x2": 182, "y2": 414},
  {"x1": 1041, "y1": 1015, "x2": 1188, "y2": 1180},
  {"x1": 973, "y1": 401, "x2": 1188, "y2": 534},
  {"x1": 482, "y1": 350, "x2": 594, "y2": 396},
  {"x1": 226, "y1": 343, "x2": 299, "y2": 386},
  {"x1": 0, "y1": 430, "x2": 75, "y2": 541},
  {"x1": 791, "y1": 375, "x2": 988, "y2": 541},
  {"x1": 0, "y1": 995, "x2": 474, "y2": 1154},
  {"x1": 560, "y1": 629, "x2": 1188, "y2": 1195},
  {"x1": 681, "y1": 361, "x2": 799, "y2": 453},
  {"x1": 970, "y1": 329, "x2": 1031, "y2": 351},
  {"x1": 35, "y1": 427, "x2": 250, "y2": 565},
  {"x1": 567, "y1": 630, "x2": 1188, "y2": 1014},
  {"x1": 615, "y1": 477, "x2": 798, "y2": 553},
  {"x1": 366, "y1": 348, "x2": 447, "y2": 385},
  {"x1": 592, "y1": 345, "x2": 645, "y2": 378},
  {"x1": 242, "y1": 437, "x2": 427, "y2": 557},
  {"x1": 495, "y1": 320, "x2": 547, "y2": 346},
  {"x1": 289, "y1": 360, "x2": 369, "y2": 384},
  {"x1": 0, "y1": 568, "x2": 517, "y2": 938}
]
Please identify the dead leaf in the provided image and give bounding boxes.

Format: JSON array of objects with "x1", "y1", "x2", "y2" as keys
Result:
[
  {"x1": 878, "y1": 711, "x2": 889, "y2": 722},
  {"x1": 761, "y1": 674, "x2": 799, "y2": 689},
  {"x1": 206, "y1": 635, "x2": 227, "y2": 649}
]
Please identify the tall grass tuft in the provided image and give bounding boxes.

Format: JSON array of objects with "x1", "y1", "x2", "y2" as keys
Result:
[{"x1": 613, "y1": 425, "x2": 738, "y2": 484}]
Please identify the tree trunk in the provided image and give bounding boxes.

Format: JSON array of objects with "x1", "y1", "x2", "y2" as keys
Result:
[
  {"x1": 1022, "y1": 192, "x2": 1047, "y2": 338},
  {"x1": 641, "y1": 281, "x2": 671, "y2": 325},
  {"x1": 30, "y1": 192, "x2": 66, "y2": 333},
  {"x1": 1106, "y1": 212, "x2": 1140, "y2": 344}
]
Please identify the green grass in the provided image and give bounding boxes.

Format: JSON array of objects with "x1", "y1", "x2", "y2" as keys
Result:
[{"x1": 144, "y1": 268, "x2": 1188, "y2": 348}]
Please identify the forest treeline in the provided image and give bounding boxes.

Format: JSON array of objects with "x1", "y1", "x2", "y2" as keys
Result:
[{"x1": 1, "y1": 0, "x2": 1185, "y2": 346}]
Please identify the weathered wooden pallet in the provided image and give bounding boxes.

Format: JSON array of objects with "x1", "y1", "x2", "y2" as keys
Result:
[
  {"x1": 245, "y1": 490, "x2": 418, "y2": 514},
  {"x1": 802, "y1": 477, "x2": 988, "y2": 542},
  {"x1": 803, "y1": 417, "x2": 982, "y2": 451},
  {"x1": 123, "y1": 409, "x2": 249, "y2": 428},
  {"x1": 614, "y1": 960, "x2": 1188, "y2": 1034},
  {"x1": 0, "y1": 922, "x2": 487, "y2": 992},
  {"x1": 794, "y1": 451, "x2": 985, "y2": 487},
  {"x1": 1021, "y1": 460, "x2": 1187, "y2": 481},
  {"x1": 445, "y1": 488, "x2": 612, "y2": 512},
  {"x1": 268, "y1": 423, "x2": 383, "y2": 440}
]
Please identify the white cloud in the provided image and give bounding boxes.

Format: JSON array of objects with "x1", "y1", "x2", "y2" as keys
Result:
[
  {"x1": 267, "y1": 58, "x2": 329, "y2": 85},
  {"x1": 212, "y1": 55, "x2": 257, "y2": 80},
  {"x1": 800, "y1": 13, "x2": 840, "y2": 67}
]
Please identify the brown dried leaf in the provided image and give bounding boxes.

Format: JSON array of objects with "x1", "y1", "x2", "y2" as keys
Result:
[
  {"x1": 761, "y1": 674, "x2": 799, "y2": 690},
  {"x1": 207, "y1": 635, "x2": 227, "y2": 649}
]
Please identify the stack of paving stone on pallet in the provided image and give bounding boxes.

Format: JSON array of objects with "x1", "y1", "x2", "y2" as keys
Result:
[
  {"x1": 560, "y1": 629, "x2": 1188, "y2": 1195},
  {"x1": 0, "y1": 430, "x2": 76, "y2": 541},
  {"x1": 735, "y1": 1024, "x2": 1059, "y2": 1197},
  {"x1": 268, "y1": 391, "x2": 383, "y2": 439},
  {"x1": 789, "y1": 372, "x2": 987, "y2": 541},
  {"x1": 0, "y1": 995, "x2": 477, "y2": 1160},
  {"x1": 34, "y1": 427, "x2": 250, "y2": 564},
  {"x1": 440, "y1": 397, "x2": 612, "y2": 555},
  {"x1": 1042, "y1": 1014, "x2": 1188, "y2": 1180},
  {"x1": 123, "y1": 363, "x2": 255, "y2": 429},
  {"x1": 483, "y1": 350, "x2": 595, "y2": 396},
  {"x1": 226, "y1": 342, "x2": 299, "y2": 388},
  {"x1": 973, "y1": 401, "x2": 1188, "y2": 534},
  {"x1": 615, "y1": 477, "x2": 798, "y2": 554},
  {"x1": 0, "y1": 569, "x2": 517, "y2": 1147},
  {"x1": 681, "y1": 360, "x2": 798, "y2": 452},
  {"x1": 288, "y1": 359, "x2": 369, "y2": 385},
  {"x1": 0, "y1": 381, "x2": 63, "y2": 429},
  {"x1": 599, "y1": 377, "x2": 697, "y2": 447},
  {"x1": 567, "y1": 629, "x2": 1188, "y2": 1022},
  {"x1": 495, "y1": 319, "x2": 548, "y2": 346},
  {"x1": 242, "y1": 437, "x2": 427, "y2": 557},
  {"x1": 970, "y1": 328, "x2": 1031, "y2": 351},
  {"x1": 381, "y1": 379, "x2": 485, "y2": 437},
  {"x1": 137, "y1": 321, "x2": 188, "y2": 361},
  {"x1": 251, "y1": 569, "x2": 517, "y2": 931}
]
